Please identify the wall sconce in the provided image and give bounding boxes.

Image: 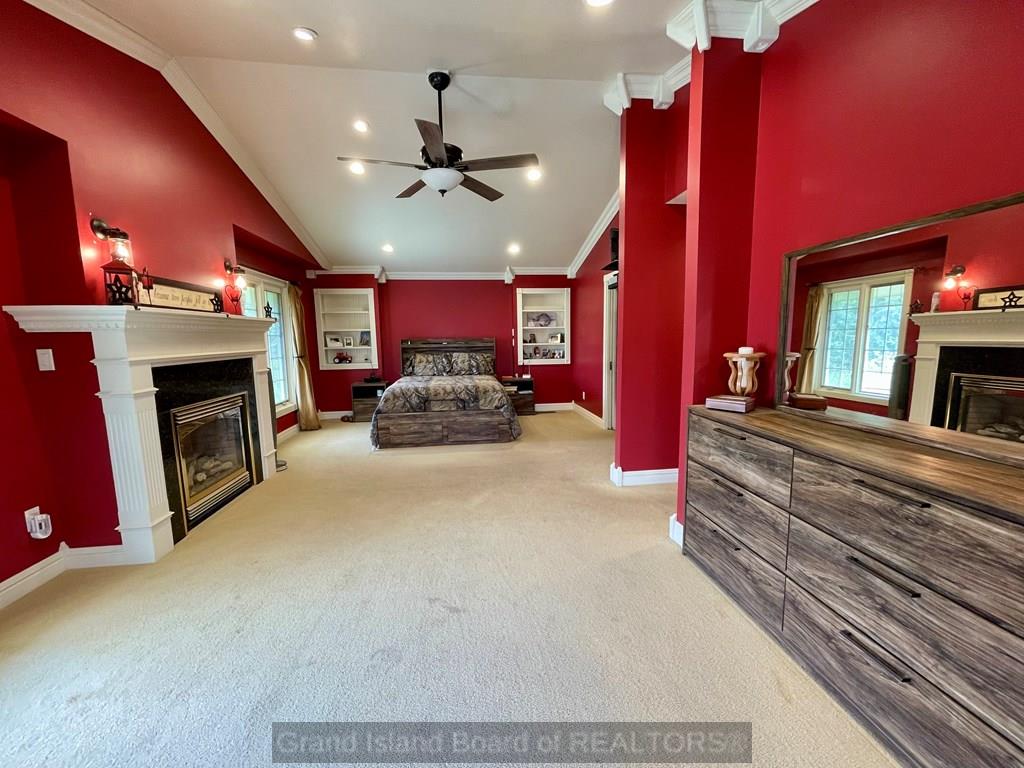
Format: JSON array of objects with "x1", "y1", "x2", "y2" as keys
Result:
[
  {"x1": 92, "y1": 218, "x2": 138, "y2": 306},
  {"x1": 221, "y1": 260, "x2": 248, "y2": 312},
  {"x1": 943, "y1": 264, "x2": 974, "y2": 310}
]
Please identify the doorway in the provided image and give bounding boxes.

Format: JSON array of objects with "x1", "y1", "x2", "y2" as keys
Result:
[{"x1": 602, "y1": 271, "x2": 618, "y2": 430}]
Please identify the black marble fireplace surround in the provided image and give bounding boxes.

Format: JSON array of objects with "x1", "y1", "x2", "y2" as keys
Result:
[
  {"x1": 154, "y1": 358, "x2": 263, "y2": 542},
  {"x1": 931, "y1": 345, "x2": 1024, "y2": 429}
]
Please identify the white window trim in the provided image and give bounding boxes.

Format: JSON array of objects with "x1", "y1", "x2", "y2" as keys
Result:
[
  {"x1": 812, "y1": 269, "x2": 914, "y2": 404},
  {"x1": 241, "y1": 268, "x2": 298, "y2": 417}
]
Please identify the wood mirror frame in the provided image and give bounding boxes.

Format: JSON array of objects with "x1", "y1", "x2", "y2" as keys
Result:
[{"x1": 774, "y1": 190, "x2": 1024, "y2": 407}]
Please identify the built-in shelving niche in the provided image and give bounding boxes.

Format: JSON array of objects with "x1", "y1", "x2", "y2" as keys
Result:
[
  {"x1": 313, "y1": 288, "x2": 378, "y2": 371},
  {"x1": 517, "y1": 287, "x2": 570, "y2": 366}
]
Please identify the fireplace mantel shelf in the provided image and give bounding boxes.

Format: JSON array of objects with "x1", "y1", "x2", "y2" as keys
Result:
[
  {"x1": 911, "y1": 308, "x2": 1024, "y2": 340},
  {"x1": 3, "y1": 304, "x2": 273, "y2": 334}
]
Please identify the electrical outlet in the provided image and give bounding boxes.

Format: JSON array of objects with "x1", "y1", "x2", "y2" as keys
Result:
[
  {"x1": 24, "y1": 506, "x2": 41, "y2": 526},
  {"x1": 36, "y1": 349, "x2": 55, "y2": 371}
]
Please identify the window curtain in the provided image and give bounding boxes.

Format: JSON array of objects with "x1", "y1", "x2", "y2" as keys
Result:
[
  {"x1": 797, "y1": 285, "x2": 824, "y2": 393},
  {"x1": 289, "y1": 284, "x2": 321, "y2": 431}
]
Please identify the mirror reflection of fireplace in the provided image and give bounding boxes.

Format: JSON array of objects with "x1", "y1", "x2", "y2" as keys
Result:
[
  {"x1": 170, "y1": 393, "x2": 254, "y2": 528},
  {"x1": 948, "y1": 374, "x2": 1024, "y2": 441}
]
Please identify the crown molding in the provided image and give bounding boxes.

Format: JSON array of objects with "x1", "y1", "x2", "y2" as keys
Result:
[
  {"x1": 306, "y1": 266, "x2": 380, "y2": 278},
  {"x1": 567, "y1": 191, "x2": 619, "y2": 278},
  {"x1": 514, "y1": 267, "x2": 572, "y2": 276},
  {"x1": 25, "y1": 0, "x2": 327, "y2": 268},
  {"x1": 667, "y1": 0, "x2": 819, "y2": 54},
  {"x1": 387, "y1": 272, "x2": 508, "y2": 281},
  {"x1": 23, "y1": 0, "x2": 170, "y2": 69}
]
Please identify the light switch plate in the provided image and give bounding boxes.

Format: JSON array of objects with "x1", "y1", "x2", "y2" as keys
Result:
[{"x1": 36, "y1": 349, "x2": 55, "y2": 371}]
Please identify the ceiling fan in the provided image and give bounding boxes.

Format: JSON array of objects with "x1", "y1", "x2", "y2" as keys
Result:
[{"x1": 337, "y1": 71, "x2": 540, "y2": 202}]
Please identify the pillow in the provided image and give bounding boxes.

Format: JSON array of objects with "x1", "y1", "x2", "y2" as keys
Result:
[
  {"x1": 406, "y1": 352, "x2": 453, "y2": 376},
  {"x1": 451, "y1": 352, "x2": 495, "y2": 375}
]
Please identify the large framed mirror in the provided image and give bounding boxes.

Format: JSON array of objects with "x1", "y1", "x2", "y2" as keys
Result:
[{"x1": 776, "y1": 191, "x2": 1024, "y2": 448}]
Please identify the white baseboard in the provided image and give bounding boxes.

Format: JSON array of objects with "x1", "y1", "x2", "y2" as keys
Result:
[
  {"x1": 535, "y1": 402, "x2": 573, "y2": 412},
  {"x1": 572, "y1": 401, "x2": 606, "y2": 429},
  {"x1": 0, "y1": 541, "x2": 134, "y2": 611},
  {"x1": 318, "y1": 410, "x2": 354, "y2": 420},
  {"x1": 610, "y1": 462, "x2": 679, "y2": 487},
  {"x1": 277, "y1": 423, "x2": 300, "y2": 443},
  {"x1": 669, "y1": 514, "x2": 685, "y2": 549}
]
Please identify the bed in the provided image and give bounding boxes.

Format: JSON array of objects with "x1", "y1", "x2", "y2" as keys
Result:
[{"x1": 371, "y1": 338, "x2": 523, "y2": 449}]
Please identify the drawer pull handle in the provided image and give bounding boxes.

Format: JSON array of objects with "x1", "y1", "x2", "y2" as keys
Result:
[
  {"x1": 710, "y1": 528, "x2": 743, "y2": 552},
  {"x1": 713, "y1": 428, "x2": 747, "y2": 441},
  {"x1": 851, "y1": 478, "x2": 932, "y2": 509},
  {"x1": 711, "y1": 477, "x2": 744, "y2": 498},
  {"x1": 840, "y1": 630, "x2": 912, "y2": 684},
  {"x1": 846, "y1": 556, "x2": 921, "y2": 599}
]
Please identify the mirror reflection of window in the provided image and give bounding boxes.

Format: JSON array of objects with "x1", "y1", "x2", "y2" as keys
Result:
[{"x1": 815, "y1": 271, "x2": 912, "y2": 403}]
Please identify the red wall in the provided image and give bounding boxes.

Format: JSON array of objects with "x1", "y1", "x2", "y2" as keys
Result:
[
  {"x1": 570, "y1": 216, "x2": 619, "y2": 418},
  {"x1": 746, "y1": 0, "x2": 1024, "y2": 391},
  {"x1": 0, "y1": 0, "x2": 317, "y2": 584},
  {"x1": 616, "y1": 100, "x2": 688, "y2": 472}
]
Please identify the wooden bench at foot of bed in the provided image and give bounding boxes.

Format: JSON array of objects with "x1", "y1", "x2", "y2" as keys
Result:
[{"x1": 374, "y1": 410, "x2": 515, "y2": 448}]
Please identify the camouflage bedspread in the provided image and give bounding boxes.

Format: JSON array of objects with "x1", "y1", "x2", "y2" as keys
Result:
[{"x1": 370, "y1": 375, "x2": 522, "y2": 447}]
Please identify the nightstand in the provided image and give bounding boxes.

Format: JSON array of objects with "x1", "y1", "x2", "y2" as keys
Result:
[
  {"x1": 501, "y1": 376, "x2": 535, "y2": 415},
  {"x1": 351, "y1": 380, "x2": 389, "y2": 422}
]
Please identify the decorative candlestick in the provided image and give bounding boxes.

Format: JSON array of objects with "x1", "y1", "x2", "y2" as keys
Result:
[
  {"x1": 723, "y1": 346, "x2": 767, "y2": 397},
  {"x1": 783, "y1": 352, "x2": 801, "y2": 403}
]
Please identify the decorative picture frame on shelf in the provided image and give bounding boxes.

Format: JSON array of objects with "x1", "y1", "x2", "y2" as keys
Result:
[
  {"x1": 342, "y1": 336, "x2": 355, "y2": 347},
  {"x1": 547, "y1": 334, "x2": 562, "y2": 344},
  {"x1": 137, "y1": 275, "x2": 220, "y2": 313},
  {"x1": 358, "y1": 331, "x2": 371, "y2": 347},
  {"x1": 973, "y1": 284, "x2": 1024, "y2": 311}
]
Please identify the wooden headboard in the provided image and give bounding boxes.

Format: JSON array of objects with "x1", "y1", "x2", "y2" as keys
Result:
[{"x1": 400, "y1": 338, "x2": 496, "y2": 372}]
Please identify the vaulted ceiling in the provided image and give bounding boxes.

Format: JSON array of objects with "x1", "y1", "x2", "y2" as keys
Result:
[{"x1": 71, "y1": 0, "x2": 688, "y2": 272}]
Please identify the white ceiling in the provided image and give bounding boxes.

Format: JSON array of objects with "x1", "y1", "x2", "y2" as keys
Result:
[{"x1": 80, "y1": 0, "x2": 688, "y2": 271}]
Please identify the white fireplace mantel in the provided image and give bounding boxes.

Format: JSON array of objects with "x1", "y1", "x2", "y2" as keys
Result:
[
  {"x1": 909, "y1": 309, "x2": 1024, "y2": 425},
  {"x1": 4, "y1": 305, "x2": 279, "y2": 565}
]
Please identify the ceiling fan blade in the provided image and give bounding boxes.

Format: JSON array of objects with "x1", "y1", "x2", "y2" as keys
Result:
[
  {"x1": 415, "y1": 119, "x2": 448, "y2": 165},
  {"x1": 456, "y1": 153, "x2": 539, "y2": 172},
  {"x1": 396, "y1": 179, "x2": 426, "y2": 198},
  {"x1": 460, "y1": 174, "x2": 504, "y2": 202},
  {"x1": 336, "y1": 156, "x2": 427, "y2": 170}
]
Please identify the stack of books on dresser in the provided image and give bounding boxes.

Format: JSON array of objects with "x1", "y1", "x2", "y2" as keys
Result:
[{"x1": 705, "y1": 394, "x2": 755, "y2": 413}]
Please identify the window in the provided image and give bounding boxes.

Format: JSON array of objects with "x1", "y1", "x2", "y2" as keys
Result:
[
  {"x1": 814, "y1": 270, "x2": 913, "y2": 402},
  {"x1": 240, "y1": 272, "x2": 295, "y2": 413}
]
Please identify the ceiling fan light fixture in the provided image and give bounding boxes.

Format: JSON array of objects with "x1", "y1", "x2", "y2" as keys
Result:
[
  {"x1": 422, "y1": 167, "x2": 464, "y2": 195},
  {"x1": 292, "y1": 27, "x2": 318, "y2": 42},
  {"x1": 526, "y1": 167, "x2": 543, "y2": 182},
  {"x1": 349, "y1": 161, "x2": 366, "y2": 175}
]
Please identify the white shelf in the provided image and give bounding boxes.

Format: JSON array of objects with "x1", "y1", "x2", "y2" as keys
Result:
[
  {"x1": 314, "y1": 288, "x2": 379, "y2": 371},
  {"x1": 517, "y1": 287, "x2": 570, "y2": 366}
]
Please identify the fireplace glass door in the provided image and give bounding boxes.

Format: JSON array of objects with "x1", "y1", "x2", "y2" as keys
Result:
[
  {"x1": 948, "y1": 374, "x2": 1024, "y2": 442},
  {"x1": 171, "y1": 393, "x2": 254, "y2": 526}
]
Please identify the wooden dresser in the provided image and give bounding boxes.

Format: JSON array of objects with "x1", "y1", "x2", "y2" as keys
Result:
[{"x1": 684, "y1": 406, "x2": 1024, "y2": 768}]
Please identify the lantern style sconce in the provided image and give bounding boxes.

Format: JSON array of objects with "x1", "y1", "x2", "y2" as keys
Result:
[
  {"x1": 943, "y1": 264, "x2": 974, "y2": 310},
  {"x1": 222, "y1": 260, "x2": 248, "y2": 312},
  {"x1": 92, "y1": 218, "x2": 138, "y2": 306}
]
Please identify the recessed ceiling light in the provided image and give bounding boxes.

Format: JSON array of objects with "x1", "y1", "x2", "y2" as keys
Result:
[
  {"x1": 507, "y1": 243, "x2": 522, "y2": 256},
  {"x1": 585, "y1": 0, "x2": 615, "y2": 7},
  {"x1": 292, "y1": 27, "x2": 318, "y2": 42},
  {"x1": 526, "y1": 167, "x2": 543, "y2": 182},
  {"x1": 353, "y1": 119, "x2": 369, "y2": 133},
  {"x1": 349, "y1": 161, "x2": 365, "y2": 175},
  {"x1": 381, "y1": 243, "x2": 394, "y2": 253}
]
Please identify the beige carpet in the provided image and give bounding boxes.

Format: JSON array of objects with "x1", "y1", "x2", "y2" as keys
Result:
[{"x1": 0, "y1": 412, "x2": 896, "y2": 767}]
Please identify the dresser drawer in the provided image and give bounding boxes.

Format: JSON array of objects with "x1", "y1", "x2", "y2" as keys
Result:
[
  {"x1": 787, "y1": 517, "x2": 1024, "y2": 750},
  {"x1": 783, "y1": 581, "x2": 1024, "y2": 768},
  {"x1": 686, "y1": 459, "x2": 789, "y2": 570},
  {"x1": 684, "y1": 506, "x2": 785, "y2": 634},
  {"x1": 688, "y1": 414, "x2": 793, "y2": 508},
  {"x1": 791, "y1": 451, "x2": 1024, "y2": 637}
]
